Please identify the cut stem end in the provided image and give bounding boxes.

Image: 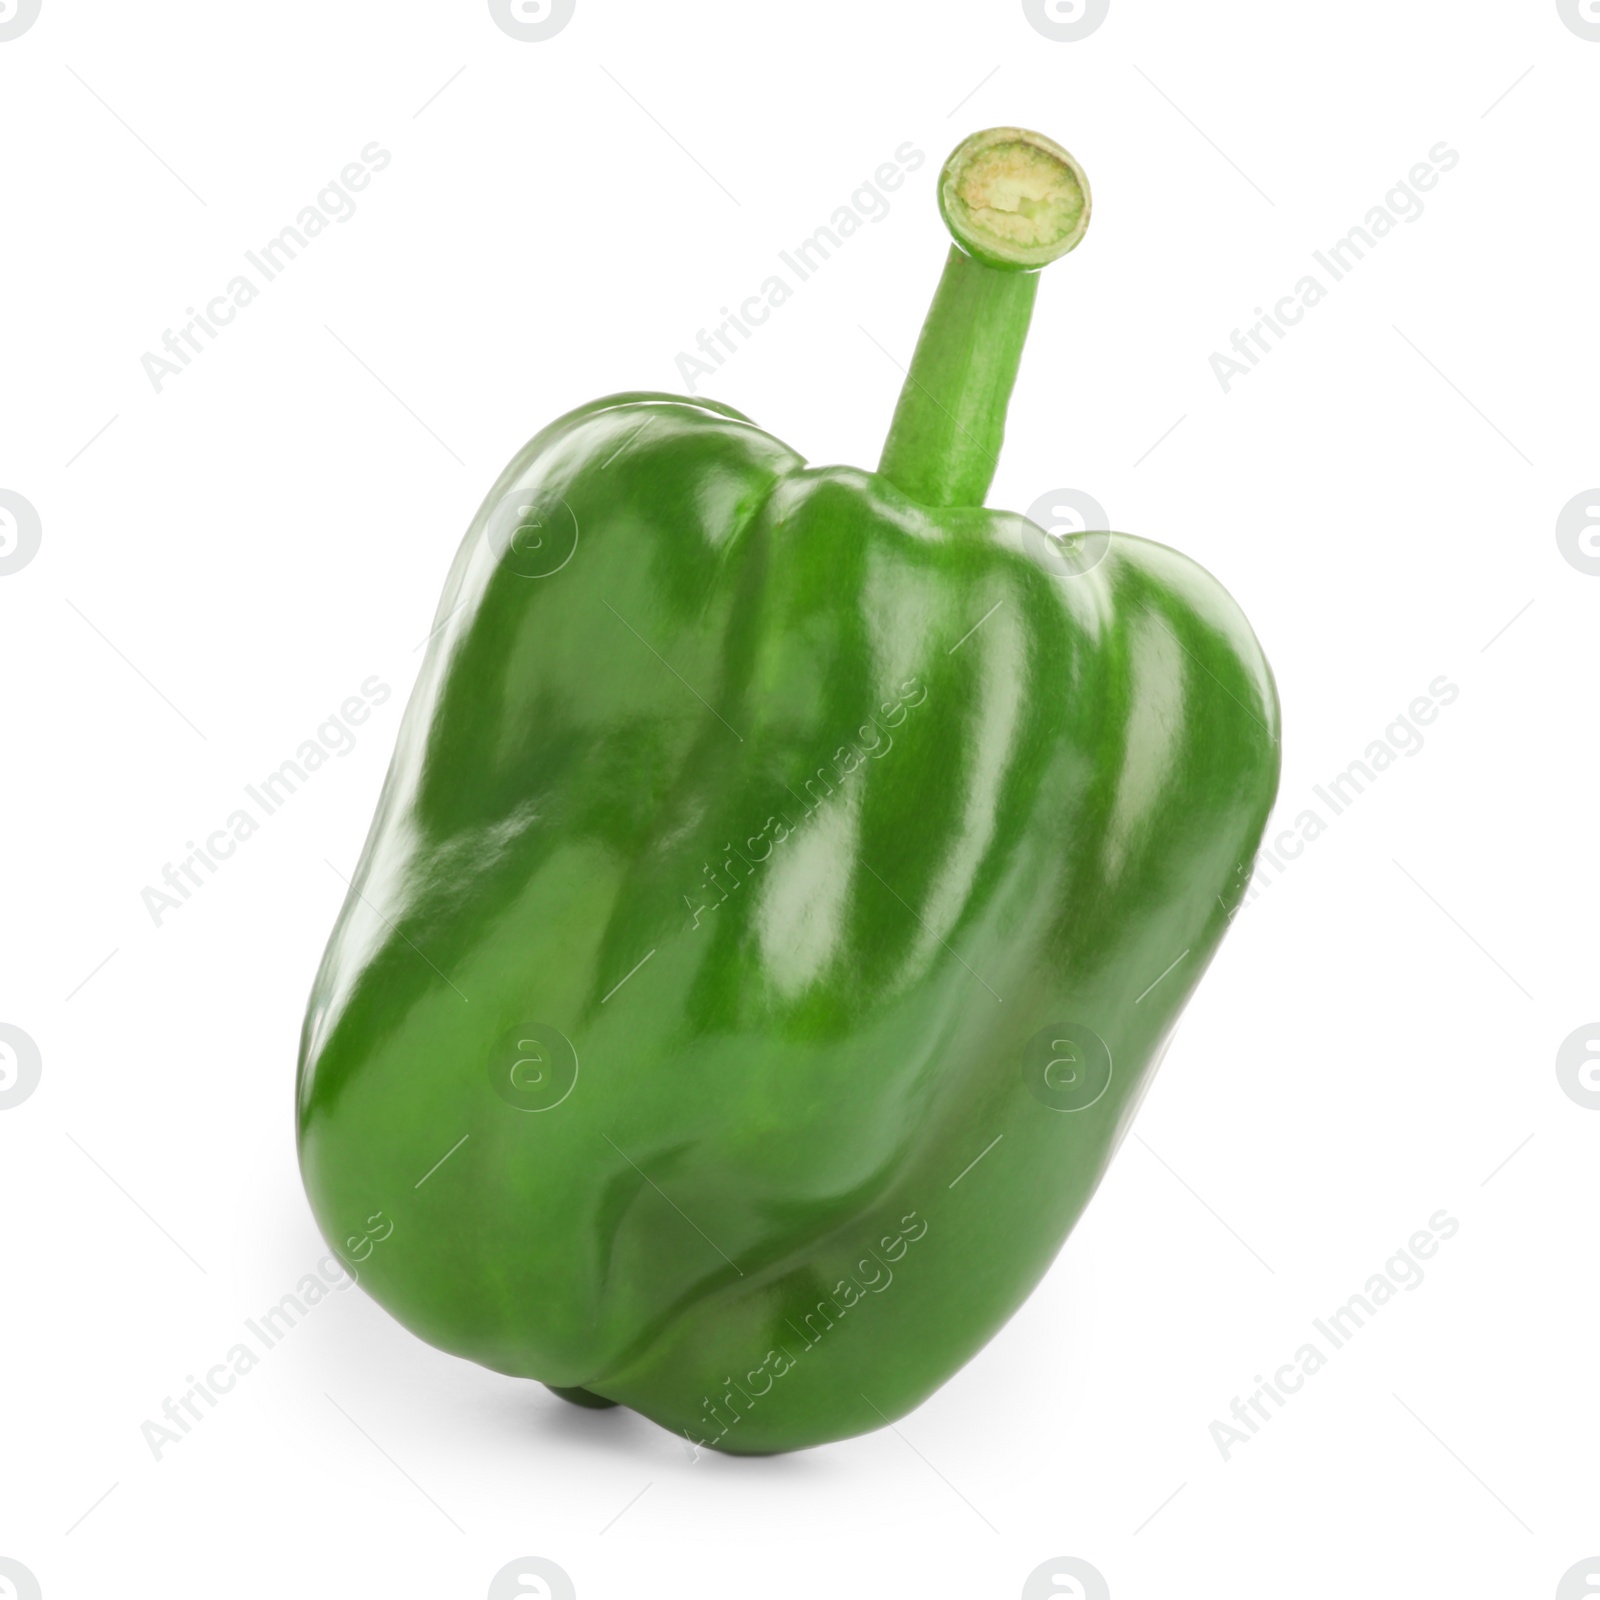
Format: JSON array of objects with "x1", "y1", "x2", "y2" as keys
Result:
[{"x1": 938, "y1": 127, "x2": 1091, "y2": 271}]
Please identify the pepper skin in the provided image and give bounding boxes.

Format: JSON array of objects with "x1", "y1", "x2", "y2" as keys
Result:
[{"x1": 296, "y1": 129, "x2": 1280, "y2": 1455}]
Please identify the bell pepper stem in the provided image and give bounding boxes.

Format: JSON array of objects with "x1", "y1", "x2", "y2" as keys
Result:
[
  {"x1": 877, "y1": 248, "x2": 1040, "y2": 510},
  {"x1": 877, "y1": 127, "x2": 1092, "y2": 510}
]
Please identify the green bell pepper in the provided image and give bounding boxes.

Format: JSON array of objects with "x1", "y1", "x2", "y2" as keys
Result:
[{"x1": 296, "y1": 127, "x2": 1280, "y2": 1454}]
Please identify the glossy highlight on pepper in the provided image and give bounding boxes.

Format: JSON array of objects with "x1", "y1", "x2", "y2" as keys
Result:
[{"x1": 296, "y1": 127, "x2": 1281, "y2": 1455}]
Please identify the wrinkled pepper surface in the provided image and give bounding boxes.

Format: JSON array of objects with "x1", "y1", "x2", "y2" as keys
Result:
[{"x1": 297, "y1": 128, "x2": 1281, "y2": 1453}]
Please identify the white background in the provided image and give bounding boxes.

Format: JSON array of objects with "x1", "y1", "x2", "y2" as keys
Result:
[{"x1": 2, "y1": 2, "x2": 1597, "y2": 1596}]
